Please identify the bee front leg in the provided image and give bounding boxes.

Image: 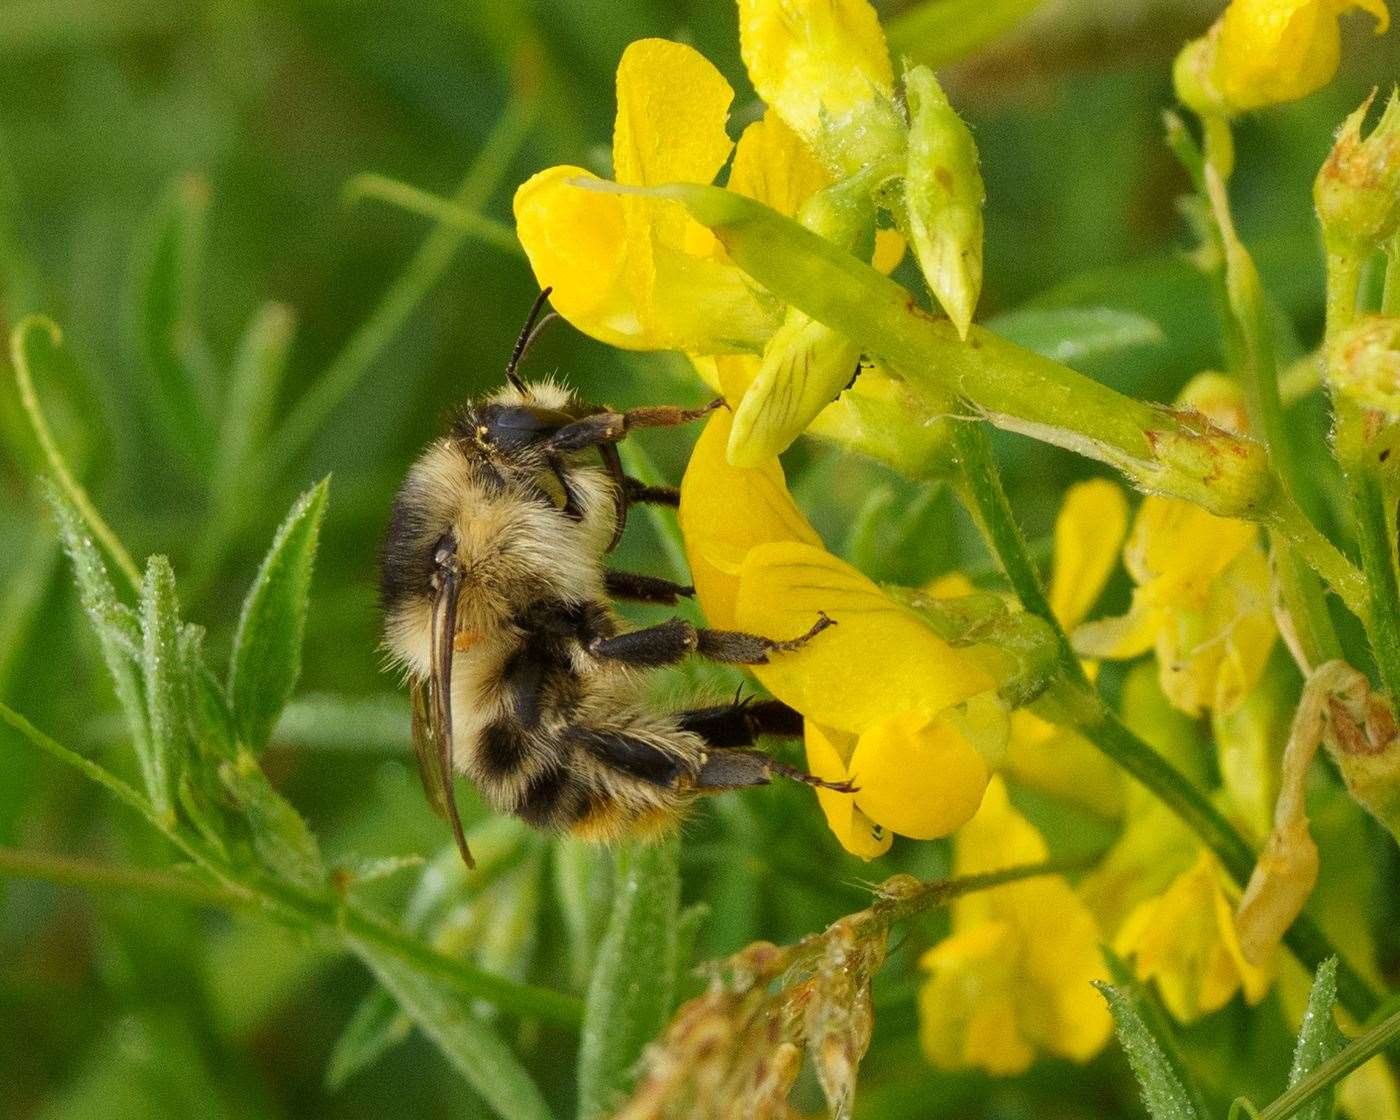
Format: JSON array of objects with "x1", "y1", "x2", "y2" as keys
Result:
[
  {"x1": 586, "y1": 613, "x2": 834, "y2": 668},
  {"x1": 544, "y1": 398, "x2": 723, "y2": 453},
  {"x1": 604, "y1": 570, "x2": 694, "y2": 605}
]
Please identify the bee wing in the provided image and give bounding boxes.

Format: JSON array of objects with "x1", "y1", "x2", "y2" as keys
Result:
[{"x1": 409, "y1": 678, "x2": 475, "y2": 870}]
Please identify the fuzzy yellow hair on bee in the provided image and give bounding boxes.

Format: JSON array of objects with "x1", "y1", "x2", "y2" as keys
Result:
[{"x1": 379, "y1": 290, "x2": 844, "y2": 867}]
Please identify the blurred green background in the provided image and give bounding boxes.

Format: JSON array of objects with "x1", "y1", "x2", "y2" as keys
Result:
[{"x1": 3, "y1": 2, "x2": 1398, "y2": 1118}]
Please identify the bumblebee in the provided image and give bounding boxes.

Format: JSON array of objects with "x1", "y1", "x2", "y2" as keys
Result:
[{"x1": 379, "y1": 291, "x2": 846, "y2": 867}]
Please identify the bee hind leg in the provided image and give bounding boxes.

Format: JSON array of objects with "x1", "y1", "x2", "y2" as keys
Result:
[
  {"x1": 679, "y1": 699, "x2": 856, "y2": 794},
  {"x1": 544, "y1": 399, "x2": 723, "y2": 454},
  {"x1": 693, "y1": 748, "x2": 855, "y2": 793}
]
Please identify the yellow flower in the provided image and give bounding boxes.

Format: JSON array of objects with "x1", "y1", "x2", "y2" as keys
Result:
[
  {"x1": 514, "y1": 39, "x2": 784, "y2": 353},
  {"x1": 1115, "y1": 850, "x2": 1275, "y2": 1022},
  {"x1": 679, "y1": 410, "x2": 1004, "y2": 857},
  {"x1": 1072, "y1": 374, "x2": 1274, "y2": 718},
  {"x1": 1179, "y1": 0, "x2": 1389, "y2": 115},
  {"x1": 918, "y1": 778, "x2": 1111, "y2": 1074}
]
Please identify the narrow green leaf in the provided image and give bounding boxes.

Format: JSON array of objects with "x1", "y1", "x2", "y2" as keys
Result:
[
  {"x1": 985, "y1": 306, "x2": 1164, "y2": 365},
  {"x1": 1287, "y1": 957, "x2": 1345, "y2": 1120},
  {"x1": 346, "y1": 935, "x2": 555, "y2": 1120},
  {"x1": 139, "y1": 556, "x2": 186, "y2": 818},
  {"x1": 47, "y1": 482, "x2": 151, "y2": 779},
  {"x1": 326, "y1": 987, "x2": 411, "y2": 1091},
  {"x1": 577, "y1": 836, "x2": 680, "y2": 1120},
  {"x1": 552, "y1": 837, "x2": 612, "y2": 990},
  {"x1": 130, "y1": 175, "x2": 216, "y2": 469},
  {"x1": 1094, "y1": 981, "x2": 1202, "y2": 1120},
  {"x1": 227, "y1": 477, "x2": 329, "y2": 751},
  {"x1": 219, "y1": 751, "x2": 324, "y2": 890},
  {"x1": 1102, "y1": 947, "x2": 1212, "y2": 1120},
  {"x1": 181, "y1": 623, "x2": 235, "y2": 762}
]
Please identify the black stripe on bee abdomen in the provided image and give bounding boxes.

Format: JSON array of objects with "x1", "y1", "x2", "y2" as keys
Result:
[{"x1": 515, "y1": 764, "x2": 591, "y2": 829}]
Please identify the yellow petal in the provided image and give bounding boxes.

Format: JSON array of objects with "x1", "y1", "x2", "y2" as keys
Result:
[
  {"x1": 872, "y1": 228, "x2": 906, "y2": 274},
  {"x1": 737, "y1": 0, "x2": 899, "y2": 169},
  {"x1": 847, "y1": 710, "x2": 990, "y2": 840},
  {"x1": 919, "y1": 921, "x2": 1035, "y2": 1075},
  {"x1": 514, "y1": 165, "x2": 632, "y2": 346},
  {"x1": 1049, "y1": 478, "x2": 1129, "y2": 629},
  {"x1": 1117, "y1": 851, "x2": 1275, "y2": 1023},
  {"x1": 734, "y1": 540, "x2": 996, "y2": 734},
  {"x1": 727, "y1": 312, "x2": 861, "y2": 465},
  {"x1": 1072, "y1": 597, "x2": 1161, "y2": 660},
  {"x1": 1216, "y1": 0, "x2": 1388, "y2": 112},
  {"x1": 1005, "y1": 709, "x2": 1125, "y2": 818},
  {"x1": 806, "y1": 721, "x2": 892, "y2": 859},
  {"x1": 613, "y1": 38, "x2": 735, "y2": 190},
  {"x1": 728, "y1": 111, "x2": 831, "y2": 218},
  {"x1": 922, "y1": 778, "x2": 1111, "y2": 1068},
  {"x1": 678, "y1": 410, "x2": 822, "y2": 630},
  {"x1": 1125, "y1": 495, "x2": 1258, "y2": 604}
]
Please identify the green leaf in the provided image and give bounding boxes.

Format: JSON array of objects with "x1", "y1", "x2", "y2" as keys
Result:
[
  {"x1": 577, "y1": 836, "x2": 680, "y2": 1120},
  {"x1": 1287, "y1": 957, "x2": 1345, "y2": 1120},
  {"x1": 346, "y1": 935, "x2": 555, "y2": 1120},
  {"x1": 138, "y1": 556, "x2": 186, "y2": 818},
  {"x1": 984, "y1": 306, "x2": 1164, "y2": 365},
  {"x1": 227, "y1": 477, "x2": 329, "y2": 751},
  {"x1": 130, "y1": 175, "x2": 216, "y2": 470},
  {"x1": 219, "y1": 751, "x2": 324, "y2": 890},
  {"x1": 181, "y1": 623, "x2": 235, "y2": 762},
  {"x1": 326, "y1": 987, "x2": 411, "y2": 1091},
  {"x1": 47, "y1": 482, "x2": 151, "y2": 785},
  {"x1": 886, "y1": 0, "x2": 1045, "y2": 68},
  {"x1": 1094, "y1": 981, "x2": 1202, "y2": 1120},
  {"x1": 551, "y1": 837, "x2": 612, "y2": 990}
]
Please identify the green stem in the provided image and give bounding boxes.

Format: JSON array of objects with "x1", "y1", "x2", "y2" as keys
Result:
[
  {"x1": 1199, "y1": 164, "x2": 1344, "y2": 669},
  {"x1": 1327, "y1": 248, "x2": 1400, "y2": 698},
  {"x1": 645, "y1": 180, "x2": 1367, "y2": 617},
  {"x1": 342, "y1": 173, "x2": 524, "y2": 256},
  {"x1": 262, "y1": 86, "x2": 536, "y2": 479},
  {"x1": 949, "y1": 416, "x2": 1381, "y2": 1022},
  {"x1": 1256, "y1": 1003, "x2": 1400, "y2": 1120},
  {"x1": 10, "y1": 316, "x2": 142, "y2": 594},
  {"x1": 0, "y1": 698, "x2": 585, "y2": 1028},
  {"x1": 0, "y1": 846, "x2": 253, "y2": 911}
]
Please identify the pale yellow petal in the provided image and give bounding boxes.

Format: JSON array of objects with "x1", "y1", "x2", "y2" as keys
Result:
[
  {"x1": 1049, "y1": 478, "x2": 1129, "y2": 629},
  {"x1": 728, "y1": 111, "x2": 830, "y2": 218},
  {"x1": 727, "y1": 312, "x2": 861, "y2": 464},
  {"x1": 738, "y1": 0, "x2": 899, "y2": 169},
  {"x1": 734, "y1": 540, "x2": 996, "y2": 734},
  {"x1": 1072, "y1": 597, "x2": 1161, "y2": 660},
  {"x1": 847, "y1": 710, "x2": 989, "y2": 840},
  {"x1": 678, "y1": 410, "x2": 822, "y2": 630},
  {"x1": 1005, "y1": 710, "x2": 1125, "y2": 818}
]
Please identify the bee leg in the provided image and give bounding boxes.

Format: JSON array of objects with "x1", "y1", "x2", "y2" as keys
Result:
[
  {"x1": 692, "y1": 748, "x2": 856, "y2": 794},
  {"x1": 587, "y1": 613, "x2": 835, "y2": 668},
  {"x1": 623, "y1": 477, "x2": 680, "y2": 507},
  {"x1": 677, "y1": 698, "x2": 802, "y2": 746},
  {"x1": 568, "y1": 727, "x2": 688, "y2": 787},
  {"x1": 604, "y1": 570, "x2": 694, "y2": 605},
  {"x1": 544, "y1": 398, "x2": 724, "y2": 453}
]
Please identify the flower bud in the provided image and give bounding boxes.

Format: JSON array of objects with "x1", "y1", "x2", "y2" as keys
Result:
[
  {"x1": 902, "y1": 65, "x2": 984, "y2": 339},
  {"x1": 1316, "y1": 90, "x2": 1400, "y2": 259},
  {"x1": 1327, "y1": 314, "x2": 1400, "y2": 415}
]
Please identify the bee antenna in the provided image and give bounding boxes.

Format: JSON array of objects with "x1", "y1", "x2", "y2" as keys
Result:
[{"x1": 505, "y1": 287, "x2": 557, "y2": 392}]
